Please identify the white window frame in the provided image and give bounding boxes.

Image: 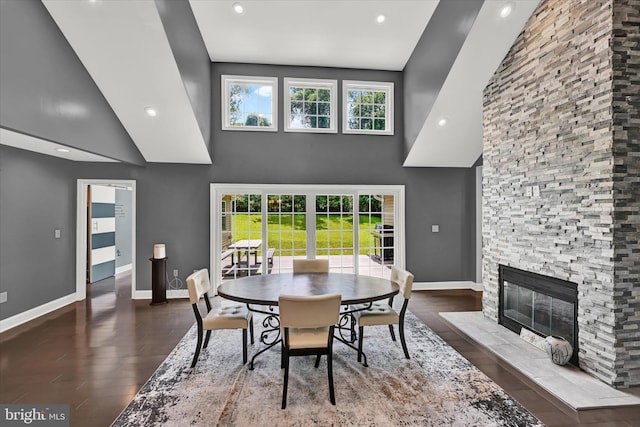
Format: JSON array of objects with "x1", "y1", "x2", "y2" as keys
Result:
[
  {"x1": 342, "y1": 80, "x2": 394, "y2": 135},
  {"x1": 284, "y1": 78, "x2": 338, "y2": 133},
  {"x1": 210, "y1": 184, "x2": 405, "y2": 288},
  {"x1": 221, "y1": 75, "x2": 278, "y2": 132}
]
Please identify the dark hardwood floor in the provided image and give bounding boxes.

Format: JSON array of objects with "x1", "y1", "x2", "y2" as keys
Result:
[{"x1": 1, "y1": 272, "x2": 638, "y2": 426}]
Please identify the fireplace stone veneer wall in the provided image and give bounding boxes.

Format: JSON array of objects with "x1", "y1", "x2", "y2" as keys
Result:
[{"x1": 482, "y1": 0, "x2": 639, "y2": 388}]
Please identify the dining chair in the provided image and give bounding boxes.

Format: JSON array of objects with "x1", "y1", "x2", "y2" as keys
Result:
[
  {"x1": 186, "y1": 268, "x2": 254, "y2": 371},
  {"x1": 354, "y1": 267, "x2": 414, "y2": 362},
  {"x1": 278, "y1": 293, "x2": 342, "y2": 409},
  {"x1": 292, "y1": 258, "x2": 329, "y2": 273}
]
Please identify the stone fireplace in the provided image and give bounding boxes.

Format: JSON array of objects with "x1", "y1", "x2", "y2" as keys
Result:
[{"x1": 482, "y1": 0, "x2": 639, "y2": 388}]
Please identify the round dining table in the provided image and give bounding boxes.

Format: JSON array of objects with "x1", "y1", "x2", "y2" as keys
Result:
[
  {"x1": 217, "y1": 272, "x2": 400, "y2": 368},
  {"x1": 217, "y1": 272, "x2": 399, "y2": 306}
]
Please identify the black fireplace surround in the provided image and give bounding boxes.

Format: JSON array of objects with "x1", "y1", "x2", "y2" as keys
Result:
[{"x1": 499, "y1": 265, "x2": 579, "y2": 366}]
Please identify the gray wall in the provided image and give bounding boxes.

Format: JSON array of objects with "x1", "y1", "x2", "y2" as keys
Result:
[
  {"x1": 0, "y1": 0, "x2": 145, "y2": 165},
  {"x1": 0, "y1": 145, "x2": 76, "y2": 318}
]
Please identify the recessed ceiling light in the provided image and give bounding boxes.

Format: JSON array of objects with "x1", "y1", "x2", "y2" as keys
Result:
[
  {"x1": 144, "y1": 107, "x2": 158, "y2": 117},
  {"x1": 376, "y1": 14, "x2": 386, "y2": 24},
  {"x1": 437, "y1": 117, "x2": 448, "y2": 127},
  {"x1": 499, "y1": 2, "x2": 514, "y2": 18},
  {"x1": 56, "y1": 148, "x2": 70, "y2": 153},
  {"x1": 233, "y1": 2, "x2": 244, "y2": 15}
]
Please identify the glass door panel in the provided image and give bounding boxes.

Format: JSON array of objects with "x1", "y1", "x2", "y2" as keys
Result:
[
  {"x1": 358, "y1": 194, "x2": 394, "y2": 279},
  {"x1": 266, "y1": 194, "x2": 306, "y2": 273},
  {"x1": 220, "y1": 193, "x2": 263, "y2": 281},
  {"x1": 316, "y1": 194, "x2": 354, "y2": 272}
]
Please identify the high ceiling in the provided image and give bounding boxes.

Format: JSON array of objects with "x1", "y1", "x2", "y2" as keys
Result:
[{"x1": 6, "y1": 0, "x2": 539, "y2": 167}]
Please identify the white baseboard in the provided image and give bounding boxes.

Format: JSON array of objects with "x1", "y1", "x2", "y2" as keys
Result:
[
  {"x1": 132, "y1": 289, "x2": 189, "y2": 300},
  {"x1": 116, "y1": 264, "x2": 132, "y2": 274},
  {"x1": 0, "y1": 293, "x2": 76, "y2": 333},
  {"x1": 413, "y1": 281, "x2": 483, "y2": 292}
]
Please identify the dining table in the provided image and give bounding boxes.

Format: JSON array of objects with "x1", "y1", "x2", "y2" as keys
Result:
[{"x1": 217, "y1": 272, "x2": 400, "y2": 368}]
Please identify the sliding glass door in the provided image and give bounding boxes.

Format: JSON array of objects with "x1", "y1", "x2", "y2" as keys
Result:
[{"x1": 211, "y1": 185, "x2": 404, "y2": 285}]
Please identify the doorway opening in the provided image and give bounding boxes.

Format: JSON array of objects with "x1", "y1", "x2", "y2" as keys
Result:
[{"x1": 76, "y1": 179, "x2": 136, "y2": 301}]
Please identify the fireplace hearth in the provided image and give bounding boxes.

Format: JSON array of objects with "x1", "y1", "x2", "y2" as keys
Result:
[{"x1": 498, "y1": 265, "x2": 579, "y2": 366}]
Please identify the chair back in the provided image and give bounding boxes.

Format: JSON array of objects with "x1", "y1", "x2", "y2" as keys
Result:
[
  {"x1": 292, "y1": 259, "x2": 329, "y2": 273},
  {"x1": 391, "y1": 267, "x2": 414, "y2": 300},
  {"x1": 279, "y1": 293, "x2": 341, "y2": 329},
  {"x1": 186, "y1": 268, "x2": 211, "y2": 304}
]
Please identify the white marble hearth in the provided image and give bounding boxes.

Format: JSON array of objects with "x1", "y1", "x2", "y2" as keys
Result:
[{"x1": 440, "y1": 311, "x2": 640, "y2": 410}]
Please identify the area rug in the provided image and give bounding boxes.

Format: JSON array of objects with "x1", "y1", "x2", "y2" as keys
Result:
[{"x1": 112, "y1": 311, "x2": 544, "y2": 426}]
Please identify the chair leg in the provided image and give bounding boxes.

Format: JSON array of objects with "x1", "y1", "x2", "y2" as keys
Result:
[
  {"x1": 399, "y1": 321, "x2": 410, "y2": 359},
  {"x1": 203, "y1": 330, "x2": 212, "y2": 348},
  {"x1": 242, "y1": 329, "x2": 248, "y2": 364},
  {"x1": 190, "y1": 324, "x2": 204, "y2": 369},
  {"x1": 357, "y1": 326, "x2": 364, "y2": 363},
  {"x1": 314, "y1": 355, "x2": 322, "y2": 368},
  {"x1": 388, "y1": 324, "x2": 396, "y2": 341},
  {"x1": 250, "y1": 318, "x2": 255, "y2": 345},
  {"x1": 327, "y1": 351, "x2": 335, "y2": 405},
  {"x1": 281, "y1": 351, "x2": 289, "y2": 409}
]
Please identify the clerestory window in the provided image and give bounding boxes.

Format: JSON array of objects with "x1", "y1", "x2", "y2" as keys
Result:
[
  {"x1": 342, "y1": 81, "x2": 394, "y2": 135},
  {"x1": 284, "y1": 78, "x2": 337, "y2": 133},
  {"x1": 221, "y1": 75, "x2": 278, "y2": 131}
]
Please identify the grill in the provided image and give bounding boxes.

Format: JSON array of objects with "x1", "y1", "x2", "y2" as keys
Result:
[{"x1": 372, "y1": 224, "x2": 394, "y2": 262}]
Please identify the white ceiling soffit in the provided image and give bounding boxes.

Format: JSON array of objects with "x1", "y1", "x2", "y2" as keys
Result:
[
  {"x1": 42, "y1": 0, "x2": 211, "y2": 164},
  {"x1": 190, "y1": 0, "x2": 438, "y2": 71},
  {"x1": 1, "y1": 128, "x2": 117, "y2": 162},
  {"x1": 404, "y1": 0, "x2": 540, "y2": 168}
]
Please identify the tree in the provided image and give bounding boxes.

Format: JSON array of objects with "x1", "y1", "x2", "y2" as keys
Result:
[{"x1": 245, "y1": 114, "x2": 271, "y2": 127}]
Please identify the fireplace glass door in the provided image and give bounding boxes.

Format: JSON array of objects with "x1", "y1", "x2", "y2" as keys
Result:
[{"x1": 503, "y1": 281, "x2": 575, "y2": 343}]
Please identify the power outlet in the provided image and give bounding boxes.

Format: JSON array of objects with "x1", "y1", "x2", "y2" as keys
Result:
[
  {"x1": 0, "y1": 291, "x2": 7, "y2": 304},
  {"x1": 173, "y1": 269, "x2": 179, "y2": 278}
]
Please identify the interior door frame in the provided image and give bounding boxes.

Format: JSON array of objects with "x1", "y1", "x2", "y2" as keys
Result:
[{"x1": 76, "y1": 179, "x2": 136, "y2": 301}]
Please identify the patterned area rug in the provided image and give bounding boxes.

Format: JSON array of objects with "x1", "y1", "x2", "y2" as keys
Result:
[{"x1": 112, "y1": 311, "x2": 544, "y2": 426}]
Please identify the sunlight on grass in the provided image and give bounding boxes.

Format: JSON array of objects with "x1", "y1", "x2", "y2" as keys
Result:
[{"x1": 231, "y1": 213, "x2": 381, "y2": 255}]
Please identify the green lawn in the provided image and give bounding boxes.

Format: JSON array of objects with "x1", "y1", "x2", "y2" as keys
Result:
[{"x1": 230, "y1": 213, "x2": 382, "y2": 255}]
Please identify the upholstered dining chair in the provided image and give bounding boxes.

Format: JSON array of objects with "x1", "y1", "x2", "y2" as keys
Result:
[
  {"x1": 292, "y1": 258, "x2": 329, "y2": 273},
  {"x1": 354, "y1": 267, "x2": 414, "y2": 363},
  {"x1": 186, "y1": 269, "x2": 253, "y2": 371},
  {"x1": 278, "y1": 293, "x2": 342, "y2": 409}
]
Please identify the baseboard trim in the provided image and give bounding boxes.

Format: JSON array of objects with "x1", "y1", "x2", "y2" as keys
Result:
[
  {"x1": 116, "y1": 264, "x2": 132, "y2": 274},
  {"x1": 0, "y1": 293, "x2": 76, "y2": 333},
  {"x1": 132, "y1": 289, "x2": 189, "y2": 300},
  {"x1": 413, "y1": 281, "x2": 483, "y2": 292}
]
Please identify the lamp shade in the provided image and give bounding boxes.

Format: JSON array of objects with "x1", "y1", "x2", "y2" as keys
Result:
[{"x1": 153, "y1": 244, "x2": 166, "y2": 259}]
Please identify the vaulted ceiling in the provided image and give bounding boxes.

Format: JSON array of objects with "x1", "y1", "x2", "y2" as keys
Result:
[{"x1": 1, "y1": 0, "x2": 539, "y2": 167}]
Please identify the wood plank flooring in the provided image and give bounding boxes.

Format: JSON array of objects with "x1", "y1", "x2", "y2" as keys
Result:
[{"x1": 1, "y1": 272, "x2": 638, "y2": 426}]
